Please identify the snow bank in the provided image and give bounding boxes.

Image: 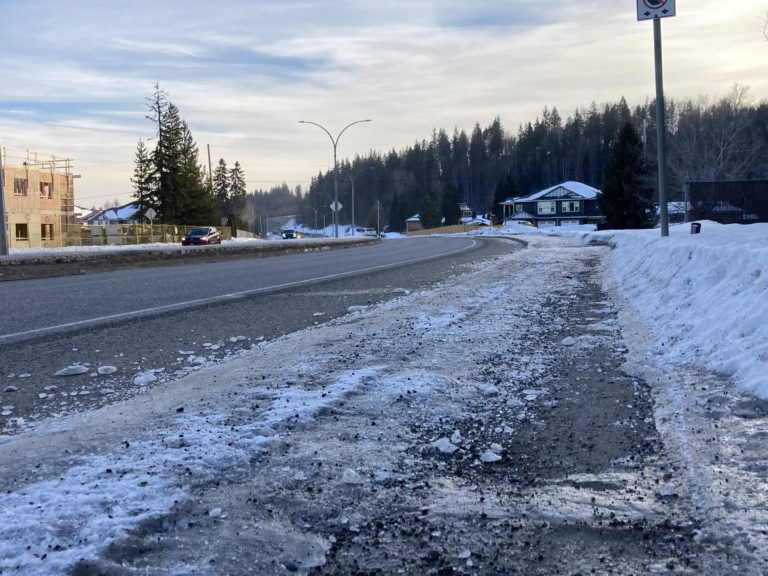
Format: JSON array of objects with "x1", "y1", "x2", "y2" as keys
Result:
[{"x1": 586, "y1": 222, "x2": 768, "y2": 398}]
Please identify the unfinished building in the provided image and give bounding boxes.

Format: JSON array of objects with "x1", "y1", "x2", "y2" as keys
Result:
[{"x1": 1, "y1": 148, "x2": 77, "y2": 249}]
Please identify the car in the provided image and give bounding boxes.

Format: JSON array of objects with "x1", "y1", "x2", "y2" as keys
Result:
[
  {"x1": 281, "y1": 229, "x2": 297, "y2": 239},
  {"x1": 363, "y1": 228, "x2": 377, "y2": 237},
  {"x1": 181, "y1": 226, "x2": 221, "y2": 246}
]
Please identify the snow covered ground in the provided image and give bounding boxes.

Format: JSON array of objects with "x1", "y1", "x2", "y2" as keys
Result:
[
  {"x1": 1, "y1": 221, "x2": 767, "y2": 574},
  {"x1": 473, "y1": 219, "x2": 768, "y2": 399}
]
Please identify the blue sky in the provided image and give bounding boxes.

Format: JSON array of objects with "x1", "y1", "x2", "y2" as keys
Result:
[{"x1": 1, "y1": 0, "x2": 766, "y2": 208}]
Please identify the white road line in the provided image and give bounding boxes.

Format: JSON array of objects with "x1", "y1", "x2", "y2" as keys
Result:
[{"x1": 0, "y1": 239, "x2": 477, "y2": 341}]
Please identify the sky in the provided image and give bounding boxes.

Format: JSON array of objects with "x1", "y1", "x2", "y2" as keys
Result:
[
  {"x1": 1, "y1": 0, "x2": 767, "y2": 209},
  {"x1": 1, "y1": 221, "x2": 767, "y2": 572}
]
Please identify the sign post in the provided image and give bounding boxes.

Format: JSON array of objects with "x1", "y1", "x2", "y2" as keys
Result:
[{"x1": 638, "y1": 0, "x2": 675, "y2": 237}]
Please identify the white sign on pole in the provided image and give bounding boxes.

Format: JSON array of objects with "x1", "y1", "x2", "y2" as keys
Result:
[
  {"x1": 330, "y1": 201, "x2": 343, "y2": 213},
  {"x1": 637, "y1": 0, "x2": 675, "y2": 21}
]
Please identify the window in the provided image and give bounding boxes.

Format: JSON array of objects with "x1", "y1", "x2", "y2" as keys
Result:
[
  {"x1": 41, "y1": 224, "x2": 55, "y2": 240},
  {"x1": 15, "y1": 223, "x2": 29, "y2": 240},
  {"x1": 14, "y1": 178, "x2": 28, "y2": 196},
  {"x1": 514, "y1": 204, "x2": 523, "y2": 213},
  {"x1": 40, "y1": 181, "x2": 53, "y2": 199},
  {"x1": 537, "y1": 201, "x2": 556, "y2": 215},
  {"x1": 561, "y1": 201, "x2": 581, "y2": 213}
]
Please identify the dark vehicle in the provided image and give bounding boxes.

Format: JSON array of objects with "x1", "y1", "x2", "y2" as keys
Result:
[
  {"x1": 182, "y1": 227, "x2": 221, "y2": 246},
  {"x1": 281, "y1": 229, "x2": 297, "y2": 239}
]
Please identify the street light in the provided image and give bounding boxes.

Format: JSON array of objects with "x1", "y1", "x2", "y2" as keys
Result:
[
  {"x1": 298, "y1": 119, "x2": 372, "y2": 238},
  {"x1": 312, "y1": 206, "x2": 331, "y2": 236},
  {"x1": 348, "y1": 166, "x2": 374, "y2": 236}
]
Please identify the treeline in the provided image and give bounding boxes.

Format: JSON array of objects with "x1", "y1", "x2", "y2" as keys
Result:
[{"x1": 289, "y1": 84, "x2": 768, "y2": 232}]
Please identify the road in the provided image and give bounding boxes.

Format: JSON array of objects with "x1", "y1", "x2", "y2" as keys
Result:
[
  {"x1": 0, "y1": 237, "x2": 481, "y2": 340},
  {"x1": 0, "y1": 236, "x2": 516, "y2": 436}
]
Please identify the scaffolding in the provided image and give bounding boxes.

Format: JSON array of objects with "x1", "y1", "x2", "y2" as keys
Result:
[{"x1": 1, "y1": 147, "x2": 77, "y2": 249}]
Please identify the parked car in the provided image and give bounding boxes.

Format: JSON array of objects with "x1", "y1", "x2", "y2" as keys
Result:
[
  {"x1": 182, "y1": 226, "x2": 221, "y2": 246},
  {"x1": 281, "y1": 229, "x2": 297, "y2": 239},
  {"x1": 363, "y1": 228, "x2": 377, "y2": 237}
]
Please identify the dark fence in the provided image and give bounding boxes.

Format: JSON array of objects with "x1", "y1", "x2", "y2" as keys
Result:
[{"x1": 689, "y1": 180, "x2": 768, "y2": 224}]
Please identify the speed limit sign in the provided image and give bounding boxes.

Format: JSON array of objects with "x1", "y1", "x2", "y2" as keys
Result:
[{"x1": 637, "y1": 0, "x2": 676, "y2": 20}]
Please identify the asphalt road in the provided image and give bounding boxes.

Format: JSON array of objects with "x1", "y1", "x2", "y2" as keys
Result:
[
  {"x1": 0, "y1": 237, "x2": 480, "y2": 340},
  {"x1": 0, "y1": 236, "x2": 519, "y2": 435}
]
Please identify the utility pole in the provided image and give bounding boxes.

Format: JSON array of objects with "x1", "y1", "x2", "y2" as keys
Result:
[
  {"x1": 654, "y1": 18, "x2": 670, "y2": 237},
  {"x1": 207, "y1": 144, "x2": 213, "y2": 193},
  {"x1": 637, "y1": 0, "x2": 675, "y2": 237},
  {"x1": 0, "y1": 144, "x2": 7, "y2": 255}
]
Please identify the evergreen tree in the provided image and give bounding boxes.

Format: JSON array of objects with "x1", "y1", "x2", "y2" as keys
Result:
[
  {"x1": 599, "y1": 122, "x2": 657, "y2": 229},
  {"x1": 131, "y1": 138, "x2": 155, "y2": 217},
  {"x1": 492, "y1": 175, "x2": 519, "y2": 222},
  {"x1": 419, "y1": 195, "x2": 442, "y2": 229},
  {"x1": 389, "y1": 193, "x2": 406, "y2": 232},
  {"x1": 175, "y1": 119, "x2": 219, "y2": 225},
  {"x1": 228, "y1": 161, "x2": 248, "y2": 229},
  {"x1": 212, "y1": 159, "x2": 229, "y2": 214},
  {"x1": 152, "y1": 102, "x2": 184, "y2": 222},
  {"x1": 440, "y1": 186, "x2": 461, "y2": 225}
]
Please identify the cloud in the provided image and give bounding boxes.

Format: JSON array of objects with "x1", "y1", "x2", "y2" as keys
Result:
[{"x1": 1, "y1": 0, "x2": 767, "y2": 206}]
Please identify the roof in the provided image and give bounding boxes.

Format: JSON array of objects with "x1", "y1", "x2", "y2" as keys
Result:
[
  {"x1": 81, "y1": 202, "x2": 143, "y2": 223},
  {"x1": 506, "y1": 181, "x2": 600, "y2": 204},
  {"x1": 506, "y1": 210, "x2": 536, "y2": 221}
]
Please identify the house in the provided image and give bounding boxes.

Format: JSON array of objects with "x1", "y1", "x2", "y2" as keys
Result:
[
  {"x1": 1, "y1": 149, "x2": 77, "y2": 249},
  {"x1": 80, "y1": 201, "x2": 145, "y2": 225},
  {"x1": 406, "y1": 214, "x2": 423, "y2": 233},
  {"x1": 500, "y1": 181, "x2": 605, "y2": 228}
]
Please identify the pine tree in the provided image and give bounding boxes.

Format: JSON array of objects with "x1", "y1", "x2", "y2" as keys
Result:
[
  {"x1": 440, "y1": 187, "x2": 461, "y2": 225},
  {"x1": 212, "y1": 159, "x2": 230, "y2": 215},
  {"x1": 131, "y1": 139, "x2": 155, "y2": 218},
  {"x1": 229, "y1": 162, "x2": 247, "y2": 215},
  {"x1": 176, "y1": 119, "x2": 219, "y2": 225},
  {"x1": 599, "y1": 122, "x2": 657, "y2": 229},
  {"x1": 492, "y1": 175, "x2": 519, "y2": 222}
]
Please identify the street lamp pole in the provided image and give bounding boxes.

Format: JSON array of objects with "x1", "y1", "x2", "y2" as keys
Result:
[
  {"x1": 348, "y1": 166, "x2": 374, "y2": 236},
  {"x1": 298, "y1": 119, "x2": 372, "y2": 238}
]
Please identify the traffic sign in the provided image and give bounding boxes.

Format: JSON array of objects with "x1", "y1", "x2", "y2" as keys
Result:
[
  {"x1": 330, "y1": 201, "x2": 343, "y2": 212},
  {"x1": 637, "y1": 0, "x2": 675, "y2": 21}
]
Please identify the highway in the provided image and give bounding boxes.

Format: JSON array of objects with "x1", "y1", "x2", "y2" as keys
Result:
[
  {"x1": 0, "y1": 236, "x2": 518, "y2": 435},
  {"x1": 0, "y1": 237, "x2": 478, "y2": 340}
]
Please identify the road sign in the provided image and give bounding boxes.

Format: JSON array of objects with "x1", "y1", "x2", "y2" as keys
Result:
[
  {"x1": 637, "y1": 0, "x2": 675, "y2": 21},
  {"x1": 144, "y1": 207, "x2": 157, "y2": 222},
  {"x1": 330, "y1": 201, "x2": 343, "y2": 213}
]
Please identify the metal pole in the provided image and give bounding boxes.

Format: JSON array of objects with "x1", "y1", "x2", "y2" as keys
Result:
[
  {"x1": 207, "y1": 144, "x2": 213, "y2": 193},
  {"x1": 0, "y1": 145, "x2": 8, "y2": 255},
  {"x1": 298, "y1": 119, "x2": 372, "y2": 239},
  {"x1": 654, "y1": 18, "x2": 670, "y2": 237},
  {"x1": 351, "y1": 172, "x2": 355, "y2": 236},
  {"x1": 333, "y1": 144, "x2": 339, "y2": 237}
]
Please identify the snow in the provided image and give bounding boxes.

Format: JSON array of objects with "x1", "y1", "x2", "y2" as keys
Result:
[
  {"x1": 0, "y1": 219, "x2": 767, "y2": 573},
  {"x1": 587, "y1": 221, "x2": 768, "y2": 398}
]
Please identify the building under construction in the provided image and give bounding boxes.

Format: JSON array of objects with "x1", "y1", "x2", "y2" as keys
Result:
[{"x1": 1, "y1": 148, "x2": 77, "y2": 249}]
